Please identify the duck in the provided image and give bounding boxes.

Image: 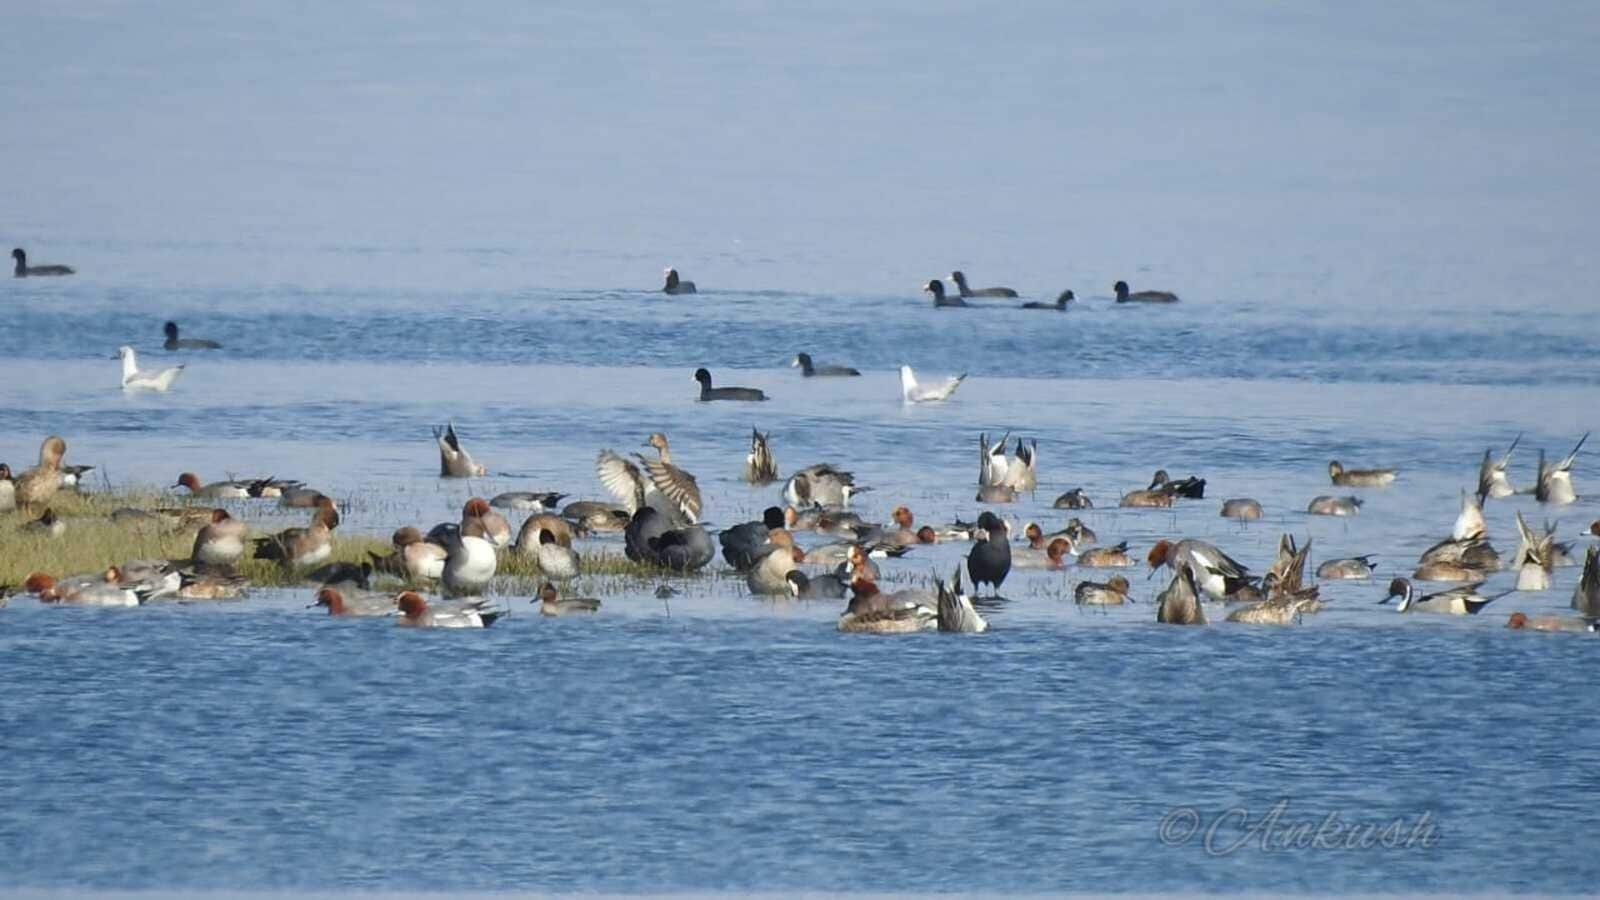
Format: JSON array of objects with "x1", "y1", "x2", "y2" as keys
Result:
[
  {"x1": 434, "y1": 422, "x2": 487, "y2": 478},
  {"x1": 1477, "y1": 434, "x2": 1521, "y2": 501},
  {"x1": 719, "y1": 506, "x2": 789, "y2": 571},
  {"x1": 597, "y1": 432, "x2": 703, "y2": 525},
  {"x1": 371, "y1": 526, "x2": 447, "y2": 582},
  {"x1": 57, "y1": 464, "x2": 95, "y2": 490},
  {"x1": 922, "y1": 279, "x2": 969, "y2": 308},
  {"x1": 662, "y1": 267, "x2": 696, "y2": 294},
  {"x1": 1505, "y1": 612, "x2": 1598, "y2": 633},
  {"x1": 11, "y1": 247, "x2": 74, "y2": 277},
  {"x1": 743, "y1": 428, "x2": 777, "y2": 484},
  {"x1": 174, "y1": 472, "x2": 255, "y2": 499},
  {"x1": 976, "y1": 484, "x2": 1018, "y2": 503},
  {"x1": 1453, "y1": 488, "x2": 1487, "y2": 540},
  {"x1": 436, "y1": 522, "x2": 497, "y2": 595},
  {"x1": 561, "y1": 500, "x2": 631, "y2": 532},
  {"x1": 1317, "y1": 556, "x2": 1377, "y2": 580},
  {"x1": 175, "y1": 570, "x2": 248, "y2": 601},
  {"x1": 966, "y1": 512, "x2": 1012, "y2": 596},
  {"x1": 1052, "y1": 488, "x2": 1093, "y2": 510},
  {"x1": 1148, "y1": 539, "x2": 1254, "y2": 602},
  {"x1": 312, "y1": 585, "x2": 396, "y2": 617},
  {"x1": 244, "y1": 477, "x2": 305, "y2": 499},
  {"x1": 694, "y1": 368, "x2": 766, "y2": 402},
  {"x1": 1328, "y1": 460, "x2": 1396, "y2": 487},
  {"x1": 1113, "y1": 280, "x2": 1178, "y2": 304},
  {"x1": 510, "y1": 513, "x2": 575, "y2": 554},
  {"x1": 1021, "y1": 290, "x2": 1074, "y2": 311},
  {"x1": 1226, "y1": 588, "x2": 1321, "y2": 625},
  {"x1": 1417, "y1": 535, "x2": 1501, "y2": 573},
  {"x1": 791, "y1": 352, "x2": 861, "y2": 377},
  {"x1": 1535, "y1": 432, "x2": 1588, "y2": 505},
  {"x1": 1572, "y1": 545, "x2": 1600, "y2": 621},
  {"x1": 1078, "y1": 542, "x2": 1134, "y2": 568},
  {"x1": 1411, "y1": 560, "x2": 1493, "y2": 583},
  {"x1": 1013, "y1": 537, "x2": 1072, "y2": 570},
  {"x1": 0, "y1": 463, "x2": 13, "y2": 512},
  {"x1": 1076, "y1": 575, "x2": 1132, "y2": 605},
  {"x1": 1381, "y1": 577, "x2": 1503, "y2": 615},
  {"x1": 1155, "y1": 564, "x2": 1206, "y2": 624},
  {"x1": 899, "y1": 365, "x2": 966, "y2": 403},
  {"x1": 999, "y1": 437, "x2": 1039, "y2": 491},
  {"x1": 935, "y1": 568, "x2": 988, "y2": 632},
  {"x1": 28, "y1": 571, "x2": 142, "y2": 606},
  {"x1": 1149, "y1": 469, "x2": 1206, "y2": 499},
  {"x1": 836, "y1": 579, "x2": 936, "y2": 633},
  {"x1": 1307, "y1": 495, "x2": 1362, "y2": 516},
  {"x1": 117, "y1": 345, "x2": 184, "y2": 392},
  {"x1": 460, "y1": 497, "x2": 511, "y2": 550},
  {"x1": 950, "y1": 270, "x2": 1017, "y2": 299},
  {"x1": 1512, "y1": 511, "x2": 1556, "y2": 591},
  {"x1": 14, "y1": 436, "x2": 67, "y2": 512},
  {"x1": 489, "y1": 491, "x2": 566, "y2": 513},
  {"x1": 395, "y1": 591, "x2": 502, "y2": 628},
  {"x1": 783, "y1": 463, "x2": 866, "y2": 509},
  {"x1": 251, "y1": 498, "x2": 339, "y2": 570},
  {"x1": 21, "y1": 508, "x2": 64, "y2": 538},
  {"x1": 162, "y1": 321, "x2": 222, "y2": 350},
  {"x1": 747, "y1": 543, "x2": 805, "y2": 595},
  {"x1": 191, "y1": 508, "x2": 248, "y2": 571},
  {"x1": 1119, "y1": 487, "x2": 1173, "y2": 508},
  {"x1": 536, "y1": 582, "x2": 600, "y2": 616},
  {"x1": 277, "y1": 486, "x2": 329, "y2": 508},
  {"x1": 1220, "y1": 498, "x2": 1263, "y2": 520},
  {"x1": 306, "y1": 561, "x2": 371, "y2": 590},
  {"x1": 1062, "y1": 518, "x2": 1097, "y2": 547},
  {"x1": 784, "y1": 569, "x2": 848, "y2": 600},
  {"x1": 535, "y1": 528, "x2": 580, "y2": 580}
]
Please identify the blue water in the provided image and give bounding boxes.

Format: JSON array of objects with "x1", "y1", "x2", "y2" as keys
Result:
[{"x1": 5, "y1": 0, "x2": 1600, "y2": 893}]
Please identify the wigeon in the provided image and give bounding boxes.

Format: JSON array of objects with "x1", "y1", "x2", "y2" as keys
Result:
[
  {"x1": 1148, "y1": 539, "x2": 1254, "y2": 601},
  {"x1": 190, "y1": 509, "x2": 248, "y2": 570},
  {"x1": 1317, "y1": 556, "x2": 1377, "y2": 580},
  {"x1": 27, "y1": 570, "x2": 141, "y2": 606},
  {"x1": 1076, "y1": 576, "x2": 1132, "y2": 606},
  {"x1": 395, "y1": 590, "x2": 501, "y2": 628},
  {"x1": 434, "y1": 422, "x2": 487, "y2": 478},
  {"x1": 1078, "y1": 542, "x2": 1133, "y2": 568},
  {"x1": 743, "y1": 428, "x2": 778, "y2": 484},
  {"x1": 175, "y1": 571, "x2": 248, "y2": 600},
  {"x1": 836, "y1": 579, "x2": 936, "y2": 633},
  {"x1": 117, "y1": 345, "x2": 184, "y2": 391},
  {"x1": 384, "y1": 526, "x2": 448, "y2": 581},
  {"x1": 1307, "y1": 495, "x2": 1362, "y2": 516},
  {"x1": 535, "y1": 582, "x2": 600, "y2": 616},
  {"x1": 1119, "y1": 487, "x2": 1173, "y2": 508},
  {"x1": 175, "y1": 472, "x2": 253, "y2": 499},
  {"x1": 1505, "y1": 612, "x2": 1598, "y2": 633},
  {"x1": 313, "y1": 585, "x2": 396, "y2": 617}
]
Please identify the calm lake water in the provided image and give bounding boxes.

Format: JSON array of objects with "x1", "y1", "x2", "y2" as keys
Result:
[{"x1": 4, "y1": 0, "x2": 1599, "y2": 893}]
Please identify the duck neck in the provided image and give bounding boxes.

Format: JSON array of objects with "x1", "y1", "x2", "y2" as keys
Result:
[
  {"x1": 121, "y1": 352, "x2": 138, "y2": 383},
  {"x1": 13, "y1": 253, "x2": 24, "y2": 277}
]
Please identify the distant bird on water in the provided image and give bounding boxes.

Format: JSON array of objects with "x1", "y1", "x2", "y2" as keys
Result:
[
  {"x1": 12, "y1": 248, "x2": 74, "y2": 277},
  {"x1": 662, "y1": 268, "x2": 696, "y2": 294},
  {"x1": 1113, "y1": 280, "x2": 1178, "y2": 303},
  {"x1": 950, "y1": 270, "x2": 1017, "y2": 298}
]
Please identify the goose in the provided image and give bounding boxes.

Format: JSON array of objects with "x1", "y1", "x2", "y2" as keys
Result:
[
  {"x1": 899, "y1": 365, "x2": 965, "y2": 403},
  {"x1": 596, "y1": 432, "x2": 702, "y2": 524},
  {"x1": 433, "y1": 422, "x2": 487, "y2": 478},
  {"x1": 1316, "y1": 556, "x2": 1377, "y2": 580},
  {"x1": 662, "y1": 268, "x2": 696, "y2": 294},
  {"x1": 743, "y1": 428, "x2": 777, "y2": 483},
  {"x1": 117, "y1": 346, "x2": 183, "y2": 391},
  {"x1": 791, "y1": 353, "x2": 861, "y2": 377},
  {"x1": 694, "y1": 368, "x2": 766, "y2": 401},
  {"x1": 922, "y1": 279, "x2": 969, "y2": 308},
  {"x1": 1076, "y1": 576, "x2": 1132, "y2": 605},
  {"x1": 1113, "y1": 280, "x2": 1178, "y2": 303},
  {"x1": 162, "y1": 321, "x2": 221, "y2": 350},
  {"x1": 1308, "y1": 495, "x2": 1362, "y2": 516},
  {"x1": 1536, "y1": 432, "x2": 1588, "y2": 505},
  {"x1": 536, "y1": 582, "x2": 600, "y2": 616},
  {"x1": 1155, "y1": 564, "x2": 1206, "y2": 624},
  {"x1": 1021, "y1": 290, "x2": 1073, "y2": 310},
  {"x1": 1328, "y1": 460, "x2": 1396, "y2": 487},
  {"x1": 14, "y1": 436, "x2": 67, "y2": 512},
  {"x1": 395, "y1": 591, "x2": 502, "y2": 628},
  {"x1": 935, "y1": 568, "x2": 987, "y2": 632},
  {"x1": 1477, "y1": 434, "x2": 1521, "y2": 501},
  {"x1": 1220, "y1": 498, "x2": 1262, "y2": 520},
  {"x1": 11, "y1": 247, "x2": 73, "y2": 277},
  {"x1": 1381, "y1": 578, "x2": 1503, "y2": 615},
  {"x1": 950, "y1": 270, "x2": 1017, "y2": 298}
]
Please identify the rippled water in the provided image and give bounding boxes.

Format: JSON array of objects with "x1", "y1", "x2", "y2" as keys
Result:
[{"x1": 6, "y1": 0, "x2": 1600, "y2": 893}]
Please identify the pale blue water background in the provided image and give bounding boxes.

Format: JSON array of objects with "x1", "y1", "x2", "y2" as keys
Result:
[{"x1": 3, "y1": 0, "x2": 1600, "y2": 893}]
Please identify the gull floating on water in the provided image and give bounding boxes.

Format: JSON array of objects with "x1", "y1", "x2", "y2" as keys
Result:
[
  {"x1": 117, "y1": 346, "x2": 183, "y2": 392},
  {"x1": 899, "y1": 365, "x2": 965, "y2": 403}
]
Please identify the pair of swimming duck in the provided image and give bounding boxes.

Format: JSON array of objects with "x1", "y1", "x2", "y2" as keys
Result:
[{"x1": 922, "y1": 275, "x2": 1178, "y2": 308}]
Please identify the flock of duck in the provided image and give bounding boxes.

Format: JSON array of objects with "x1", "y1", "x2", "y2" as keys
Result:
[{"x1": 3, "y1": 415, "x2": 1597, "y2": 634}]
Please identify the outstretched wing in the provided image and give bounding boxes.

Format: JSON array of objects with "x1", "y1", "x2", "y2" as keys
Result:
[
  {"x1": 596, "y1": 450, "x2": 646, "y2": 514},
  {"x1": 640, "y1": 457, "x2": 702, "y2": 524}
]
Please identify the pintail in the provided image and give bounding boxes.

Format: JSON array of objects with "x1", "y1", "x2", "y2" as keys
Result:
[
  {"x1": 1535, "y1": 432, "x2": 1587, "y2": 505},
  {"x1": 535, "y1": 528, "x2": 580, "y2": 580},
  {"x1": 21, "y1": 508, "x2": 64, "y2": 538},
  {"x1": 1328, "y1": 460, "x2": 1396, "y2": 487},
  {"x1": 792, "y1": 352, "x2": 860, "y2": 377},
  {"x1": 1477, "y1": 434, "x2": 1521, "y2": 501},
  {"x1": 0, "y1": 463, "x2": 14, "y2": 512},
  {"x1": 536, "y1": 582, "x2": 600, "y2": 616},
  {"x1": 436, "y1": 522, "x2": 497, "y2": 596},
  {"x1": 489, "y1": 491, "x2": 567, "y2": 512},
  {"x1": 395, "y1": 591, "x2": 502, "y2": 628},
  {"x1": 561, "y1": 501, "x2": 631, "y2": 532},
  {"x1": 979, "y1": 433, "x2": 1037, "y2": 491},
  {"x1": 935, "y1": 567, "x2": 987, "y2": 632},
  {"x1": 1307, "y1": 495, "x2": 1362, "y2": 516},
  {"x1": 434, "y1": 422, "x2": 487, "y2": 478},
  {"x1": 1512, "y1": 511, "x2": 1558, "y2": 591},
  {"x1": 1155, "y1": 564, "x2": 1206, "y2": 624},
  {"x1": 899, "y1": 365, "x2": 965, "y2": 402},
  {"x1": 1317, "y1": 556, "x2": 1377, "y2": 579},
  {"x1": 1075, "y1": 575, "x2": 1131, "y2": 606},
  {"x1": 1381, "y1": 577, "x2": 1505, "y2": 615},
  {"x1": 950, "y1": 270, "x2": 1017, "y2": 298},
  {"x1": 1113, "y1": 280, "x2": 1179, "y2": 303},
  {"x1": 1453, "y1": 488, "x2": 1486, "y2": 540},
  {"x1": 747, "y1": 543, "x2": 805, "y2": 595},
  {"x1": 175, "y1": 472, "x2": 255, "y2": 499},
  {"x1": 117, "y1": 346, "x2": 183, "y2": 391},
  {"x1": 57, "y1": 464, "x2": 95, "y2": 489},
  {"x1": 1220, "y1": 498, "x2": 1262, "y2": 520},
  {"x1": 743, "y1": 428, "x2": 777, "y2": 484},
  {"x1": 513, "y1": 513, "x2": 575, "y2": 554},
  {"x1": 785, "y1": 569, "x2": 848, "y2": 600},
  {"x1": 1572, "y1": 545, "x2": 1600, "y2": 622},
  {"x1": 596, "y1": 432, "x2": 703, "y2": 525},
  {"x1": 783, "y1": 463, "x2": 866, "y2": 509}
]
